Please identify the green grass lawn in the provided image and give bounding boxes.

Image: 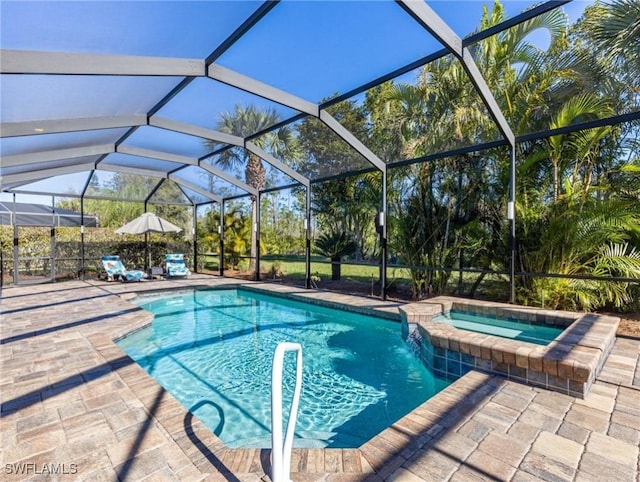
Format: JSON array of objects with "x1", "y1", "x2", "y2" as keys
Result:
[
  {"x1": 200, "y1": 254, "x2": 508, "y2": 300},
  {"x1": 199, "y1": 254, "x2": 384, "y2": 280},
  {"x1": 261, "y1": 258, "x2": 414, "y2": 284},
  {"x1": 267, "y1": 259, "x2": 508, "y2": 300}
]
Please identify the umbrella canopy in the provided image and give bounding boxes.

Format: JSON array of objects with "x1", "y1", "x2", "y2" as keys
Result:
[{"x1": 115, "y1": 212, "x2": 182, "y2": 235}]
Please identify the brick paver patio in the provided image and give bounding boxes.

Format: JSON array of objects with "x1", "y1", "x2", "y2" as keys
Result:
[{"x1": 1, "y1": 276, "x2": 638, "y2": 481}]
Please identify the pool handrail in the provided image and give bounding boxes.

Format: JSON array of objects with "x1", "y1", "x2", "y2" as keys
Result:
[{"x1": 271, "y1": 342, "x2": 303, "y2": 482}]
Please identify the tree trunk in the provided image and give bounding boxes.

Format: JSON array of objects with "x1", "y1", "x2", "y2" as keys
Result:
[
  {"x1": 553, "y1": 159, "x2": 559, "y2": 201},
  {"x1": 468, "y1": 272, "x2": 486, "y2": 298},
  {"x1": 245, "y1": 154, "x2": 266, "y2": 272},
  {"x1": 457, "y1": 248, "x2": 464, "y2": 295},
  {"x1": 331, "y1": 256, "x2": 341, "y2": 280}
]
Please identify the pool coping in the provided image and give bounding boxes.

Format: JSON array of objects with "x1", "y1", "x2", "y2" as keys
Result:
[{"x1": 399, "y1": 296, "x2": 620, "y2": 398}]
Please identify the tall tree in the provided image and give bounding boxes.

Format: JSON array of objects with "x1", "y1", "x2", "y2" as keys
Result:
[
  {"x1": 298, "y1": 97, "x2": 380, "y2": 259},
  {"x1": 583, "y1": 0, "x2": 640, "y2": 76},
  {"x1": 206, "y1": 105, "x2": 299, "y2": 271},
  {"x1": 376, "y1": 0, "x2": 638, "y2": 302}
]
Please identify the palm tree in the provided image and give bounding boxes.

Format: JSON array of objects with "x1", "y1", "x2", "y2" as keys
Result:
[
  {"x1": 385, "y1": 1, "x2": 568, "y2": 155},
  {"x1": 534, "y1": 93, "x2": 613, "y2": 200},
  {"x1": 382, "y1": 1, "x2": 635, "y2": 305},
  {"x1": 222, "y1": 207, "x2": 252, "y2": 270},
  {"x1": 314, "y1": 230, "x2": 357, "y2": 281},
  {"x1": 583, "y1": 0, "x2": 640, "y2": 74},
  {"x1": 205, "y1": 105, "x2": 298, "y2": 271},
  {"x1": 524, "y1": 194, "x2": 640, "y2": 310}
]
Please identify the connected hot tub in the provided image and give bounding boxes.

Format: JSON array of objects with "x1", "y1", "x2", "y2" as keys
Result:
[{"x1": 399, "y1": 296, "x2": 619, "y2": 398}]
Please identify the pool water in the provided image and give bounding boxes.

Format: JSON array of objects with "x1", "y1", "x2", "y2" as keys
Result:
[
  {"x1": 117, "y1": 288, "x2": 449, "y2": 448},
  {"x1": 432, "y1": 310, "x2": 562, "y2": 345}
]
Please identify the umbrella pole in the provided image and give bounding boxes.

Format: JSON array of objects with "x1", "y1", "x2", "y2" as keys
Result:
[{"x1": 145, "y1": 232, "x2": 149, "y2": 273}]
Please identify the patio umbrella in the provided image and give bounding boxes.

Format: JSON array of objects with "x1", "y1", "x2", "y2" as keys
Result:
[
  {"x1": 115, "y1": 212, "x2": 183, "y2": 271},
  {"x1": 115, "y1": 212, "x2": 182, "y2": 235}
]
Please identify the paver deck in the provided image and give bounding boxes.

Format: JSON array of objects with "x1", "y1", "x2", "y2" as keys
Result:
[{"x1": 1, "y1": 276, "x2": 639, "y2": 481}]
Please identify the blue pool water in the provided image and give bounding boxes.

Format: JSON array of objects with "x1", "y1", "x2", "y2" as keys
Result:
[
  {"x1": 432, "y1": 310, "x2": 563, "y2": 345},
  {"x1": 117, "y1": 288, "x2": 449, "y2": 448}
]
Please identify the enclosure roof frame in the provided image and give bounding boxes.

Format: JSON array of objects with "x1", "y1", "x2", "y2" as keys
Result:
[{"x1": 0, "y1": 0, "x2": 626, "y2": 203}]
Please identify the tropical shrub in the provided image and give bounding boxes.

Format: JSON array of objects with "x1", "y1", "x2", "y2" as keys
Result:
[{"x1": 314, "y1": 230, "x2": 357, "y2": 280}]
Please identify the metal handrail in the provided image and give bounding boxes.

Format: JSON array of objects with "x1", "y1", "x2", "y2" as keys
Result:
[{"x1": 271, "y1": 342, "x2": 303, "y2": 482}]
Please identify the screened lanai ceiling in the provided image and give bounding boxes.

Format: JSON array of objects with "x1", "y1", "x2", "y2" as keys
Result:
[{"x1": 0, "y1": 0, "x2": 613, "y2": 206}]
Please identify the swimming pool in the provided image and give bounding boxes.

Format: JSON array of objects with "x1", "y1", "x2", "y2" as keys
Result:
[
  {"x1": 432, "y1": 310, "x2": 563, "y2": 345},
  {"x1": 117, "y1": 288, "x2": 450, "y2": 448}
]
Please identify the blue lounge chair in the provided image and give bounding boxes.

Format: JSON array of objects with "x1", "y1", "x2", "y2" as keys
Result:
[
  {"x1": 101, "y1": 255, "x2": 145, "y2": 282},
  {"x1": 164, "y1": 253, "x2": 190, "y2": 278}
]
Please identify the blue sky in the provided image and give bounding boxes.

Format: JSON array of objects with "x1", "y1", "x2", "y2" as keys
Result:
[
  {"x1": 1, "y1": 0, "x2": 591, "y2": 205},
  {"x1": 1, "y1": 1, "x2": 590, "y2": 109}
]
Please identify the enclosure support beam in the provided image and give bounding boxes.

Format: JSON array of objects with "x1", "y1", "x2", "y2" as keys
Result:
[
  {"x1": 150, "y1": 116, "x2": 244, "y2": 147},
  {"x1": 198, "y1": 162, "x2": 257, "y2": 196},
  {"x1": 396, "y1": 1, "x2": 462, "y2": 54},
  {"x1": 168, "y1": 176, "x2": 222, "y2": 203},
  {"x1": 1, "y1": 49, "x2": 205, "y2": 76},
  {"x1": 116, "y1": 145, "x2": 198, "y2": 166},
  {"x1": 400, "y1": 0, "x2": 517, "y2": 302},
  {"x1": 99, "y1": 164, "x2": 168, "y2": 178},
  {"x1": 397, "y1": 0, "x2": 514, "y2": 145},
  {"x1": 12, "y1": 195, "x2": 18, "y2": 285},
  {"x1": 144, "y1": 179, "x2": 165, "y2": 208},
  {"x1": 460, "y1": 50, "x2": 515, "y2": 145},
  {"x1": 381, "y1": 170, "x2": 388, "y2": 301},
  {"x1": 51, "y1": 195, "x2": 56, "y2": 283},
  {"x1": 143, "y1": 179, "x2": 167, "y2": 273},
  {"x1": 509, "y1": 145, "x2": 516, "y2": 304},
  {"x1": 305, "y1": 186, "x2": 312, "y2": 290},
  {"x1": 1, "y1": 115, "x2": 147, "y2": 138},
  {"x1": 143, "y1": 201, "x2": 150, "y2": 273},
  {"x1": 318, "y1": 110, "x2": 389, "y2": 299},
  {"x1": 193, "y1": 205, "x2": 198, "y2": 275},
  {"x1": 9, "y1": 231, "x2": 16, "y2": 283},
  {"x1": 255, "y1": 192, "x2": 261, "y2": 282},
  {"x1": 219, "y1": 201, "x2": 225, "y2": 277},
  {"x1": 79, "y1": 174, "x2": 93, "y2": 282},
  {"x1": 1, "y1": 144, "x2": 114, "y2": 168},
  {"x1": 1, "y1": 163, "x2": 97, "y2": 187},
  {"x1": 208, "y1": 64, "x2": 319, "y2": 117},
  {"x1": 319, "y1": 111, "x2": 386, "y2": 172},
  {"x1": 80, "y1": 197, "x2": 85, "y2": 282},
  {"x1": 245, "y1": 142, "x2": 310, "y2": 188}
]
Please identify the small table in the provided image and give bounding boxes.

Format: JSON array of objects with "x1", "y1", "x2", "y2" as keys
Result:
[{"x1": 147, "y1": 266, "x2": 164, "y2": 279}]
